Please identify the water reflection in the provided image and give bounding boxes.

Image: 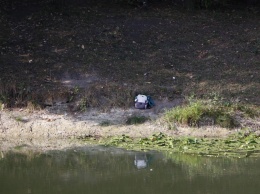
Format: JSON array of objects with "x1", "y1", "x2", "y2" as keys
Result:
[
  {"x1": 0, "y1": 146, "x2": 260, "y2": 194},
  {"x1": 134, "y1": 153, "x2": 148, "y2": 169}
]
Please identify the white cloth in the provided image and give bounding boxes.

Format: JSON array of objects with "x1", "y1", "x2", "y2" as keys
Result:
[{"x1": 136, "y1": 94, "x2": 147, "y2": 103}]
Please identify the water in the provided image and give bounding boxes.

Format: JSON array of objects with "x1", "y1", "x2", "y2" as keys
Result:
[{"x1": 1, "y1": 146, "x2": 260, "y2": 194}]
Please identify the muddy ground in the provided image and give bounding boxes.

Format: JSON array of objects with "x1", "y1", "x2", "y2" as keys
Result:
[{"x1": 0, "y1": 0, "x2": 260, "y2": 151}]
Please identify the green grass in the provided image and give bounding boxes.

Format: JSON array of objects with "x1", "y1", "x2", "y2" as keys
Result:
[
  {"x1": 14, "y1": 116, "x2": 28, "y2": 123},
  {"x1": 82, "y1": 132, "x2": 260, "y2": 158},
  {"x1": 126, "y1": 115, "x2": 149, "y2": 125},
  {"x1": 0, "y1": 101, "x2": 3, "y2": 110},
  {"x1": 164, "y1": 97, "x2": 259, "y2": 129},
  {"x1": 165, "y1": 100, "x2": 204, "y2": 127}
]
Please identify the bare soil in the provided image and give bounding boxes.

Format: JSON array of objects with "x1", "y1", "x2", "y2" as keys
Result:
[
  {"x1": 1, "y1": 0, "x2": 260, "y2": 107},
  {"x1": 0, "y1": 0, "x2": 260, "y2": 151}
]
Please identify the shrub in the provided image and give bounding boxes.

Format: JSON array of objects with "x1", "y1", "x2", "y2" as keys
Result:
[
  {"x1": 126, "y1": 115, "x2": 149, "y2": 125},
  {"x1": 165, "y1": 100, "x2": 205, "y2": 127},
  {"x1": 164, "y1": 98, "x2": 241, "y2": 129}
]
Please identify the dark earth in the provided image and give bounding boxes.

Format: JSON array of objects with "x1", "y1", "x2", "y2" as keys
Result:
[
  {"x1": 0, "y1": 0, "x2": 260, "y2": 152},
  {"x1": 0, "y1": 0, "x2": 260, "y2": 111}
]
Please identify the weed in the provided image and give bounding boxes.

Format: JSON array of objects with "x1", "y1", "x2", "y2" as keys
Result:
[
  {"x1": 164, "y1": 97, "x2": 241, "y2": 128},
  {"x1": 14, "y1": 116, "x2": 27, "y2": 123},
  {"x1": 126, "y1": 115, "x2": 149, "y2": 125},
  {"x1": 165, "y1": 100, "x2": 204, "y2": 127},
  {"x1": 204, "y1": 92, "x2": 224, "y2": 105},
  {"x1": 95, "y1": 132, "x2": 260, "y2": 158},
  {"x1": 0, "y1": 102, "x2": 3, "y2": 110},
  {"x1": 231, "y1": 104, "x2": 259, "y2": 118},
  {"x1": 14, "y1": 144, "x2": 29, "y2": 150},
  {"x1": 99, "y1": 120, "x2": 112, "y2": 126},
  {"x1": 79, "y1": 97, "x2": 87, "y2": 112},
  {"x1": 69, "y1": 86, "x2": 80, "y2": 102},
  {"x1": 107, "y1": 135, "x2": 132, "y2": 146},
  {"x1": 215, "y1": 114, "x2": 235, "y2": 128},
  {"x1": 27, "y1": 101, "x2": 41, "y2": 112},
  {"x1": 140, "y1": 132, "x2": 175, "y2": 147}
]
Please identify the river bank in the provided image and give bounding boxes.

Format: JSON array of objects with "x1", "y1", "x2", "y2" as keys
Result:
[{"x1": 1, "y1": 102, "x2": 259, "y2": 153}]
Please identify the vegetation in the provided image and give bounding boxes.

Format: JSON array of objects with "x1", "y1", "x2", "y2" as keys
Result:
[
  {"x1": 0, "y1": 0, "x2": 259, "y2": 155},
  {"x1": 85, "y1": 132, "x2": 260, "y2": 158},
  {"x1": 99, "y1": 120, "x2": 112, "y2": 126},
  {"x1": 165, "y1": 99, "x2": 205, "y2": 128},
  {"x1": 0, "y1": 102, "x2": 3, "y2": 111},
  {"x1": 164, "y1": 96, "x2": 260, "y2": 129},
  {"x1": 126, "y1": 115, "x2": 149, "y2": 125}
]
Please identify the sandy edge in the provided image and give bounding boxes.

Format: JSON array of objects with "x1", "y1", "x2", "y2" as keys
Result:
[{"x1": 0, "y1": 107, "x2": 239, "y2": 152}]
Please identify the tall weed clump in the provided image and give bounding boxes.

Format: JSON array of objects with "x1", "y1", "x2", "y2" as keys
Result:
[
  {"x1": 164, "y1": 96, "x2": 247, "y2": 129},
  {"x1": 165, "y1": 100, "x2": 205, "y2": 128}
]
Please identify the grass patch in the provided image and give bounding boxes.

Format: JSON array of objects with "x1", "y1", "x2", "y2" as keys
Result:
[
  {"x1": 26, "y1": 101, "x2": 41, "y2": 112},
  {"x1": 126, "y1": 115, "x2": 149, "y2": 125},
  {"x1": 0, "y1": 101, "x2": 3, "y2": 110},
  {"x1": 99, "y1": 120, "x2": 112, "y2": 126},
  {"x1": 165, "y1": 100, "x2": 204, "y2": 127},
  {"x1": 13, "y1": 144, "x2": 29, "y2": 150},
  {"x1": 164, "y1": 96, "x2": 259, "y2": 129},
  {"x1": 13, "y1": 116, "x2": 28, "y2": 123},
  {"x1": 106, "y1": 135, "x2": 133, "y2": 146},
  {"x1": 231, "y1": 103, "x2": 260, "y2": 118}
]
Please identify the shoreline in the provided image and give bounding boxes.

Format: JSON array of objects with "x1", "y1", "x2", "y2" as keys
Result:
[{"x1": 0, "y1": 107, "x2": 240, "y2": 152}]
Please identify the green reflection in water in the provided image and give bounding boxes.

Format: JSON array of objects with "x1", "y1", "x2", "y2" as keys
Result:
[{"x1": 0, "y1": 146, "x2": 260, "y2": 194}]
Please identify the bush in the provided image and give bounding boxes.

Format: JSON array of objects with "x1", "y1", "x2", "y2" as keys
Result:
[
  {"x1": 164, "y1": 98, "x2": 240, "y2": 129},
  {"x1": 165, "y1": 100, "x2": 205, "y2": 127}
]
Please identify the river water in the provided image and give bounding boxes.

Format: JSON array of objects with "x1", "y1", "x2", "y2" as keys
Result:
[{"x1": 1, "y1": 146, "x2": 260, "y2": 194}]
